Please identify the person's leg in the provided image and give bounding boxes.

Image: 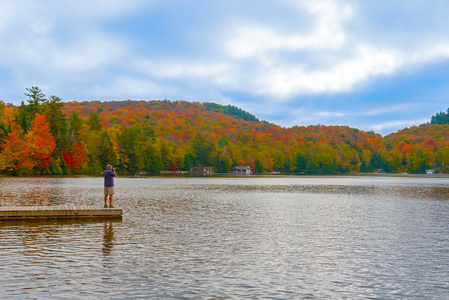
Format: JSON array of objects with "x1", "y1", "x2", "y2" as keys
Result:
[
  {"x1": 109, "y1": 194, "x2": 113, "y2": 207},
  {"x1": 104, "y1": 195, "x2": 108, "y2": 207}
]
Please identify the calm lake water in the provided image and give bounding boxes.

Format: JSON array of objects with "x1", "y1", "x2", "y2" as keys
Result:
[{"x1": 1, "y1": 175, "x2": 449, "y2": 299}]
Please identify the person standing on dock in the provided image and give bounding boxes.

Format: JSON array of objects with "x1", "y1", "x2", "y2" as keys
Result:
[{"x1": 104, "y1": 164, "x2": 117, "y2": 208}]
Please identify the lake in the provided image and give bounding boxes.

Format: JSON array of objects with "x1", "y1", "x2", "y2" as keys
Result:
[{"x1": 0, "y1": 175, "x2": 449, "y2": 299}]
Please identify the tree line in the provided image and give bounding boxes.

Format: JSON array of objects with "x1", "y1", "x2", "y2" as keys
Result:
[
  {"x1": 1, "y1": 87, "x2": 449, "y2": 175},
  {"x1": 431, "y1": 108, "x2": 449, "y2": 125}
]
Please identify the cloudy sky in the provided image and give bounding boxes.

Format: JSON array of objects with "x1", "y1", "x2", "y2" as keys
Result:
[{"x1": 1, "y1": 0, "x2": 449, "y2": 135}]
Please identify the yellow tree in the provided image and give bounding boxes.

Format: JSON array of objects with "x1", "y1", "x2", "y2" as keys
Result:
[
  {"x1": 435, "y1": 146, "x2": 449, "y2": 172},
  {"x1": 1, "y1": 106, "x2": 15, "y2": 129},
  {"x1": 361, "y1": 149, "x2": 372, "y2": 168},
  {"x1": 381, "y1": 148, "x2": 404, "y2": 172}
]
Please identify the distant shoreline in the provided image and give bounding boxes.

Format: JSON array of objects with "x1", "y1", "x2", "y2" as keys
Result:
[{"x1": 2, "y1": 172, "x2": 448, "y2": 179}]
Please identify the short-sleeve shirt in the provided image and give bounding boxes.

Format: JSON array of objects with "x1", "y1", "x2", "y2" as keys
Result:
[{"x1": 104, "y1": 170, "x2": 116, "y2": 187}]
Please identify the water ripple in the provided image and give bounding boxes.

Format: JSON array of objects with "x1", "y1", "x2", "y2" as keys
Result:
[{"x1": 1, "y1": 176, "x2": 449, "y2": 298}]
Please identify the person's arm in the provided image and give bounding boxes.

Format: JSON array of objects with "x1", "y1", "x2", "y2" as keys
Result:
[{"x1": 113, "y1": 168, "x2": 117, "y2": 177}]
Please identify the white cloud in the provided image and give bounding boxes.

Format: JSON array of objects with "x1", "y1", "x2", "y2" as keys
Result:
[
  {"x1": 2, "y1": 30, "x2": 127, "y2": 75},
  {"x1": 0, "y1": 0, "x2": 141, "y2": 91},
  {"x1": 0, "y1": 0, "x2": 145, "y2": 34},
  {"x1": 311, "y1": 104, "x2": 407, "y2": 119},
  {"x1": 370, "y1": 118, "x2": 429, "y2": 132},
  {"x1": 215, "y1": 1, "x2": 449, "y2": 99},
  {"x1": 101, "y1": 76, "x2": 167, "y2": 99},
  {"x1": 411, "y1": 42, "x2": 449, "y2": 64},
  {"x1": 315, "y1": 111, "x2": 347, "y2": 118},
  {"x1": 135, "y1": 60, "x2": 231, "y2": 81},
  {"x1": 226, "y1": 1, "x2": 350, "y2": 58},
  {"x1": 360, "y1": 105, "x2": 408, "y2": 117},
  {"x1": 2, "y1": 0, "x2": 449, "y2": 137},
  {"x1": 0, "y1": 1, "x2": 17, "y2": 33},
  {"x1": 29, "y1": 18, "x2": 54, "y2": 35},
  {"x1": 216, "y1": 1, "x2": 407, "y2": 98},
  {"x1": 238, "y1": 44, "x2": 401, "y2": 97},
  {"x1": 3, "y1": 0, "x2": 449, "y2": 102}
]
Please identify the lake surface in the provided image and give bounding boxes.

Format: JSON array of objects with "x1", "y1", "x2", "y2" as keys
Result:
[{"x1": 1, "y1": 175, "x2": 449, "y2": 299}]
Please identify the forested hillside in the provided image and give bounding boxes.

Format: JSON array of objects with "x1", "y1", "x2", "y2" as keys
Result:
[
  {"x1": 1, "y1": 87, "x2": 449, "y2": 175},
  {"x1": 383, "y1": 123, "x2": 449, "y2": 173}
]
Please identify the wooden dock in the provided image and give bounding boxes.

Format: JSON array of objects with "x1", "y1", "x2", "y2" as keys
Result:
[{"x1": 0, "y1": 206, "x2": 122, "y2": 220}]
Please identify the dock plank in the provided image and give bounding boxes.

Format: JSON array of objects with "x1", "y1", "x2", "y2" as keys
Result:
[{"x1": 0, "y1": 206, "x2": 122, "y2": 220}]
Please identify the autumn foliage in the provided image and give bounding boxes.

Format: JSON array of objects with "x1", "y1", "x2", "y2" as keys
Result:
[
  {"x1": 0, "y1": 87, "x2": 448, "y2": 175},
  {"x1": 0, "y1": 114, "x2": 55, "y2": 173}
]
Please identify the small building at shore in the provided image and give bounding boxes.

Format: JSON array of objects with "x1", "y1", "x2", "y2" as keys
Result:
[{"x1": 233, "y1": 166, "x2": 252, "y2": 175}]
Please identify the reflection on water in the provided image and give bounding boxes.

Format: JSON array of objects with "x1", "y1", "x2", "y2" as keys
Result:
[
  {"x1": 1, "y1": 175, "x2": 449, "y2": 298},
  {"x1": 0, "y1": 218, "x2": 121, "y2": 299},
  {"x1": 0, "y1": 176, "x2": 103, "y2": 206},
  {"x1": 102, "y1": 222, "x2": 114, "y2": 257}
]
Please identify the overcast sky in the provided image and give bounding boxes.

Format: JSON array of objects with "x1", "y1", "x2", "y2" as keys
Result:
[{"x1": 1, "y1": 0, "x2": 449, "y2": 135}]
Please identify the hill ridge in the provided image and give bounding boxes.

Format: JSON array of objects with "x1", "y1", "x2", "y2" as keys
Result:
[{"x1": 1, "y1": 94, "x2": 449, "y2": 175}]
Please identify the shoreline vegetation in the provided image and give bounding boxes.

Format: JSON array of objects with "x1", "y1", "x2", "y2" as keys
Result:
[
  {"x1": 1, "y1": 172, "x2": 447, "y2": 179},
  {"x1": 1, "y1": 87, "x2": 449, "y2": 176}
]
